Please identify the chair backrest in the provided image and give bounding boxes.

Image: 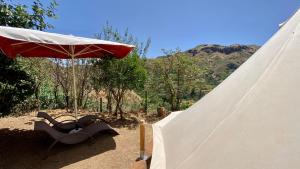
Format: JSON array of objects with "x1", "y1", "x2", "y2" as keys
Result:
[
  {"x1": 37, "y1": 112, "x2": 59, "y2": 125},
  {"x1": 78, "y1": 115, "x2": 97, "y2": 125}
]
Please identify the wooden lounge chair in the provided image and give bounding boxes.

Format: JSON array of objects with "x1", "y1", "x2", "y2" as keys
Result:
[
  {"x1": 37, "y1": 111, "x2": 101, "y2": 132},
  {"x1": 34, "y1": 120, "x2": 118, "y2": 151}
]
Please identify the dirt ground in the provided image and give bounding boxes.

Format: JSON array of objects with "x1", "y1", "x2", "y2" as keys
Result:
[{"x1": 0, "y1": 111, "x2": 154, "y2": 169}]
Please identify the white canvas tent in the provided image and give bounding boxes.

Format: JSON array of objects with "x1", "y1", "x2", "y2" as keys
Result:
[{"x1": 150, "y1": 9, "x2": 300, "y2": 169}]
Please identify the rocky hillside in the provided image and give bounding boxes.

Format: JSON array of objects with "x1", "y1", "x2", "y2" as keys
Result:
[
  {"x1": 184, "y1": 44, "x2": 260, "y2": 85},
  {"x1": 186, "y1": 44, "x2": 258, "y2": 56}
]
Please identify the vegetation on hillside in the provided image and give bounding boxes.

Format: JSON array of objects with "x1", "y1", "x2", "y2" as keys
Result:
[{"x1": 144, "y1": 44, "x2": 259, "y2": 112}]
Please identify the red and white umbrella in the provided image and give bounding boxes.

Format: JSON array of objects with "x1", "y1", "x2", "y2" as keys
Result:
[{"x1": 0, "y1": 26, "x2": 134, "y2": 118}]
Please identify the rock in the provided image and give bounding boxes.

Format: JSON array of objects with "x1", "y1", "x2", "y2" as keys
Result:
[{"x1": 194, "y1": 44, "x2": 251, "y2": 55}]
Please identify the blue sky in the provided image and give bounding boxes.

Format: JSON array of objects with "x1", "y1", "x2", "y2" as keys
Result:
[{"x1": 17, "y1": 0, "x2": 300, "y2": 57}]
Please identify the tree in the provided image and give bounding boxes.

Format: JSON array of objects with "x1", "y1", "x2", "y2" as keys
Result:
[
  {"x1": 93, "y1": 52, "x2": 147, "y2": 119},
  {"x1": 75, "y1": 59, "x2": 93, "y2": 109},
  {"x1": 0, "y1": 0, "x2": 57, "y2": 115},
  {"x1": 92, "y1": 23, "x2": 150, "y2": 119},
  {"x1": 0, "y1": 0, "x2": 57, "y2": 30},
  {"x1": 0, "y1": 53, "x2": 35, "y2": 115},
  {"x1": 18, "y1": 57, "x2": 54, "y2": 110},
  {"x1": 148, "y1": 49, "x2": 197, "y2": 111},
  {"x1": 51, "y1": 58, "x2": 94, "y2": 111},
  {"x1": 52, "y1": 59, "x2": 72, "y2": 110}
]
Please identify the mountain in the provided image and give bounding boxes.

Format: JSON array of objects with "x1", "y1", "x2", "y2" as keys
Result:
[
  {"x1": 184, "y1": 44, "x2": 260, "y2": 85},
  {"x1": 153, "y1": 44, "x2": 259, "y2": 84},
  {"x1": 186, "y1": 44, "x2": 259, "y2": 56}
]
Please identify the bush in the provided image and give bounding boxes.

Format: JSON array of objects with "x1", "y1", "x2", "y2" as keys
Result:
[{"x1": 0, "y1": 55, "x2": 35, "y2": 116}]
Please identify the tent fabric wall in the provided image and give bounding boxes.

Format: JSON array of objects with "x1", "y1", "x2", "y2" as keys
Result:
[{"x1": 151, "y1": 9, "x2": 300, "y2": 169}]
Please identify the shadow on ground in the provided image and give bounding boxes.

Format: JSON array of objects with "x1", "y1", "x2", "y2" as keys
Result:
[
  {"x1": 0, "y1": 128, "x2": 116, "y2": 169},
  {"x1": 108, "y1": 116, "x2": 139, "y2": 130}
]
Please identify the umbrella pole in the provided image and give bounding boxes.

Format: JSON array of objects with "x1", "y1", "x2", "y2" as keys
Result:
[{"x1": 71, "y1": 54, "x2": 78, "y2": 121}]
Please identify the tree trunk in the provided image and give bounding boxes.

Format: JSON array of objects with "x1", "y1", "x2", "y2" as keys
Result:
[
  {"x1": 83, "y1": 96, "x2": 88, "y2": 109},
  {"x1": 77, "y1": 78, "x2": 86, "y2": 108},
  {"x1": 34, "y1": 89, "x2": 40, "y2": 111},
  {"x1": 170, "y1": 93, "x2": 176, "y2": 111},
  {"x1": 99, "y1": 97, "x2": 103, "y2": 113},
  {"x1": 144, "y1": 91, "x2": 148, "y2": 114},
  {"x1": 119, "y1": 96, "x2": 124, "y2": 119},
  {"x1": 114, "y1": 94, "x2": 121, "y2": 118},
  {"x1": 65, "y1": 95, "x2": 69, "y2": 112},
  {"x1": 34, "y1": 83, "x2": 41, "y2": 111},
  {"x1": 119, "y1": 107, "x2": 124, "y2": 119},
  {"x1": 113, "y1": 89, "x2": 125, "y2": 119},
  {"x1": 53, "y1": 84, "x2": 59, "y2": 107},
  {"x1": 114, "y1": 102, "x2": 119, "y2": 118},
  {"x1": 107, "y1": 91, "x2": 112, "y2": 113}
]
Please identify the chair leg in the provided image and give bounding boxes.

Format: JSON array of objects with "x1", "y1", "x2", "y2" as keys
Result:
[
  {"x1": 47, "y1": 140, "x2": 58, "y2": 151},
  {"x1": 43, "y1": 140, "x2": 58, "y2": 159}
]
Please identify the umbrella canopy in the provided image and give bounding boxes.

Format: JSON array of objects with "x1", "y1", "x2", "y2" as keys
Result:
[
  {"x1": 0, "y1": 26, "x2": 134, "y2": 59},
  {"x1": 0, "y1": 26, "x2": 134, "y2": 119}
]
